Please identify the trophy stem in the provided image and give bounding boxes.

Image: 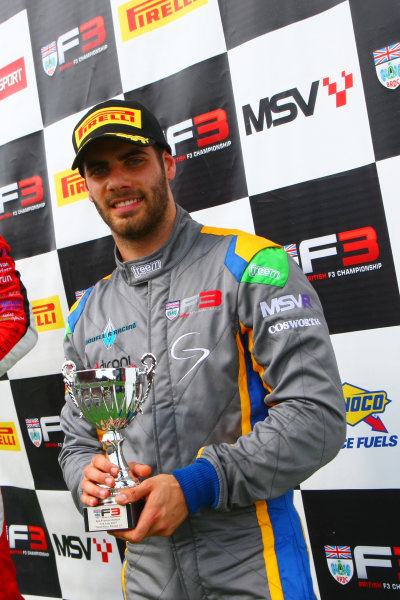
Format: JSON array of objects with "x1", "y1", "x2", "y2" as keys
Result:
[{"x1": 103, "y1": 431, "x2": 136, "y2": 494}]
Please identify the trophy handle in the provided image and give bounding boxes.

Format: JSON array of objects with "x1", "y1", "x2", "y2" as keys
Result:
[
  {"x1": 138, "y1": 353, "x2": 157, "y2": 413},
  {"x1": 61, "y1": 359, "x2": 80, "y2": 410}
]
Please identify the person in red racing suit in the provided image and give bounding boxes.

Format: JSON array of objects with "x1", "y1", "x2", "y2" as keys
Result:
[{"x1": 0, "y1": 235, "x2": 38, "y2": 600}]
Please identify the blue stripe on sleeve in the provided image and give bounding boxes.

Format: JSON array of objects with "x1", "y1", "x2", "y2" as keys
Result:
[
  {"x1": 67, "y1": 287, "x2": 93, "y2": 333},
  {"x1": 224, "y1": 237, "x2": 247, "y2": 282}
]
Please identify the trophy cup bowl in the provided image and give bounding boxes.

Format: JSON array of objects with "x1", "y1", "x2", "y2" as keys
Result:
[{"x1": 62, "y1": 353, "x2": 156, "y2": 532}]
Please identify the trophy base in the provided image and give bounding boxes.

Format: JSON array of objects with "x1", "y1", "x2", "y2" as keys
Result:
[{"x1": 83, "y1": 499, "x2": 144, "y2": 532}]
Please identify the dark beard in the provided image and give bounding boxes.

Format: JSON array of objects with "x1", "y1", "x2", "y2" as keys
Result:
[{"x1": 92, "y1": 168, "x2": 170, "y2": 241}]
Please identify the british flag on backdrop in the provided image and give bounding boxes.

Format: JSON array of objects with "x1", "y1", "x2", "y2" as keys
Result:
[
  {"x1": 25, "y1": 417, "x2": 42, "y2": 448},
  {"x1": 373, "y1": 41, "x2": 400, "y2": 89},
  {"x1": 41, "y1": 40, "x2": 57, "y2": 76},
  {"x1": 325, "y1": 545, "x2": 354, "y2": 585},
  {"x1": 325, "y1": 545, "x2": 352, "y2": 559},
  {"x1": 284, "y1": 243, "x2": 299, "y2": 263}
]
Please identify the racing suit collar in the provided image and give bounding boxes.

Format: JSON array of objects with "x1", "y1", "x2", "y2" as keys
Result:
[{"x1": 115, "y1": 204, "x2": 202, "y2": 285}]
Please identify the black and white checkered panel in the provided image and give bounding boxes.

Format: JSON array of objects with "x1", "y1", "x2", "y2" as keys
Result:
[{"x1": 0, "y1": 1, "x2": 399, "y2": 598}]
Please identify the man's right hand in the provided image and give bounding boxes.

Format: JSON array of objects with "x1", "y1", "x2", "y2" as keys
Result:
[{"x1": 80, "y1": 455, "x2": 152, "y2": 507}]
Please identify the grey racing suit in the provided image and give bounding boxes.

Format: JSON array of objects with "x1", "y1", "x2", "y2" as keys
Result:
[{"x1": 59, "y1": 204, "x2": 346, "y2": 600}]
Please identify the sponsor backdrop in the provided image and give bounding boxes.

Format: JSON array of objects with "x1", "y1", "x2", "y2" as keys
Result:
[{"x1": 0, "y1": 0, "x2": 399, "y2": 598}]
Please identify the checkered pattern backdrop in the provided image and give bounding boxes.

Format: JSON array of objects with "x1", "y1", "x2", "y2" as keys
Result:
[{"x1": 0, "y1": 1, "x2": 399, "y2": 598}]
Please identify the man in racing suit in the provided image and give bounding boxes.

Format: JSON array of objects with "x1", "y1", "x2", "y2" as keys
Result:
[
  {"x1": 59, "y1": 99, "x2": 346, "y2": 599},
  {"x1": 0, "y1": 235, "x2": 38, "y2": 600}
]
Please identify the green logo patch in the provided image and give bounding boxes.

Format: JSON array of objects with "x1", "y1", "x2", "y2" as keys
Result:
[{"x1": 241, "y1": 247, "x2": 289, "y2": 287}]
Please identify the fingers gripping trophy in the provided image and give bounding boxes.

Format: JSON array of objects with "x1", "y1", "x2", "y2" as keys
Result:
[{"x1": 62, "y1": 353, "x2": 156, "y2": 532}]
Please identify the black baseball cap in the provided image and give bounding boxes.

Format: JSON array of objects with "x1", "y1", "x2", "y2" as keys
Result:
[{"x1": 71, "y1": 98, "x2": 171, "y2": 174}]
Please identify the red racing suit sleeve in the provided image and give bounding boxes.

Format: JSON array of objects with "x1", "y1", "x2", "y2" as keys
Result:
[{"x1": 0, "y1": 236, "x2": 38, "y2": 376}]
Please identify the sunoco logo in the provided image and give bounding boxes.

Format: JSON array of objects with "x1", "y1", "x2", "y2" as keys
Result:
[
  {"x1": 344, "y1": 383, "x2": 390, "y2": 431},
  {"x1": 342, "y1": 383, "x2": 398, "y2": 450}
]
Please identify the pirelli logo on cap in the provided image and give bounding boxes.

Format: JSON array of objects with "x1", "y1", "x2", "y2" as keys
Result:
[
  {"x1": 75, "y1": 107, "x2": 142, "y2": 148},
  {"x1": 118, "y1": 0, "x2": 208, "y2": 42}
]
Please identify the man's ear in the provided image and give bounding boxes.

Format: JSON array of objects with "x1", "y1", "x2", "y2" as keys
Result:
[
  {"x1": 163, "y1": 151, "x2": 176, "y2": 181},
  {"x1": 84, "y1": 179, "x2": 95, "y2": 203}
]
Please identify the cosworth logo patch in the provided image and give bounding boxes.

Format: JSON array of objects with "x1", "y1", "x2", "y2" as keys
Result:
[{"x1": 75, "y1": 107, "x2": 142, "y2": 148}]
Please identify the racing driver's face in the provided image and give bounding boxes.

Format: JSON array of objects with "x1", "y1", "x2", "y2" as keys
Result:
[{"x1": 83, "y1": 138, "x2": 176, "y2": 245}]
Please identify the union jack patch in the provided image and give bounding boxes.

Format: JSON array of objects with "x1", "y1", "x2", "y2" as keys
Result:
[
  {"x1": 373, "y1": 42, "x2": 400, "y2": 90},
  {"x1": 165, "y1": 301, "x2": 180, "y2": 321},
  {"x1": 325, "y1": 545, "x2": 353, "y2": 585}
]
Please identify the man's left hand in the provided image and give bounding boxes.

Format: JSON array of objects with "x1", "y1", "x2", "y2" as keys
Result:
[{"x1": 109, "y1": 473, "x2": 189, "y2": 543}]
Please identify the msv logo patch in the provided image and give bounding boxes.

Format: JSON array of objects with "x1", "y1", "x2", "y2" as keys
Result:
[{"x1": 260, "y1": 293, "x2": 312, "y2": 318}]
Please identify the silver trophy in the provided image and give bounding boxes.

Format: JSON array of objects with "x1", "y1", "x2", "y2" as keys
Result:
[{"x1": 62, "y1": 353, "x2": 156, "y2": 532}]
